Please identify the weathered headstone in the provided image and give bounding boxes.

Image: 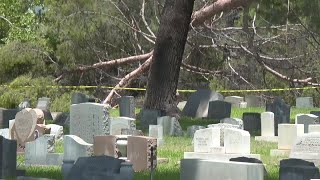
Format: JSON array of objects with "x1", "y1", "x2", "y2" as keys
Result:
[
  {"x1": 290, "y1": 133, "x2": 320, "y2": 166},
  {"x1": 208, "y1": 100, "x2": 231, "y2": 120},
  {"x1": 71, "y1": 92, "x2": 88, "y2": 104},
  {"x1": 280, "y1": 159, "x2": 320, "y2": 180},
  {"x1": 140, "y1": 109, "x2": 161, "y2": 129},
  {"x1": 0, "y1": 136, "x2": 17, "y2": 178},
  {"x1": 224, "y1": 96, "x2": 244, "y2": 107},
  {"x1": 46, "y1": 124, "x2": 64, "y2": 141},
  {"x1": 121, "y1": 129, "x2": 144, "y2": 136},
  {"x1": 182, "y1": 89, "x2": 224, "y2": 118},
  {"x1": 180, "y1": 159, "x2": 264, "y2": 180},
  {"x1": 220, "y1": 118, "x2": 243, "y2": 129},
  {"x1": 279, "y1": 124, "x2": 304, "y2": 150},
  {"x1": 18, "y1": 99, "x2": 30, "y2": 111},
  {"x1": 261, "y1": 112, "x2": 274, "y2": 136},
  {"x1": 245, "y1": 95, "x2": 264, "y2": 107},
  {"x1": 193, "y1": 128, "x2": 220, "y2": 153},
  {"x1": 70, "y1": 103, "x2": 110, "y2": 143},
  {"x1": 157, "y1": 116, "x2": 183, "y2": 136},
  {"x1": 149, "y1": 125, "x2": 164, "y2": 146},
  {"x1": 296, "y1": 97, "x2": 314, "y2": 108},
  {"x1": 208, "y1": 123, "x2": 240, "y2": 146},
  {"x1": 36, "y1": 97, "x2": 53, "y2": 120},
  {"x1": 109, "y1": 117, "x2": 135, "y2": 135},
  {"x1": 25, "y1": 134, "x2": 63, "y2": 166},
  {"x1": 0, "y1": 108, "x2": 19, "y2": 128},
  {"x1": 127, "y1": 136, "x2": 157, "y2": 172},
  {"x1": 66, "y1": 156, "x2": 133, "y2": 180},
  {"x1": 295, "y1": 114, "x2": 319, "y2": 133},
  {"x1": 309, "y1": 125, "x2": 320, "y2": 133},
  {"x1": 93, "y1": 135, "x2": 118, "y2": 157},
  {"x1": 242, "y1": 113, "x2": 261, "y2": 136},
  {"x1": 52, "y1": 112, "x2": 69, "y2": 126},
  {"x1": 14, "y1": 109, "x2": 37, "y2": 143},
  {"x1": 63, "y1": 135, "x2": 93, "y2": 162},
  {"x1": 119, "y1": 96, "x2": 135, "y2": 118},
  {"x1": 266, "y1": 97, "x2": 291, "y2": 136},
  {"x1": 224, "y1": 129, "x2": 250, "y2": 154},
  {"x1": 187, "y1": 125, "x2": 205, "y2": 138}
]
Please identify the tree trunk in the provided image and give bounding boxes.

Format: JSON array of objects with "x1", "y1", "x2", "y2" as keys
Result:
[{"x1": 143, "y1": 0, "x2": 195, "y2": 115}]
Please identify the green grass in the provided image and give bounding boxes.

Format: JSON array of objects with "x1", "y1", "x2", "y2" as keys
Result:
[{"x1": 11, "y1": 107, "x2": 320, "y2": 180}]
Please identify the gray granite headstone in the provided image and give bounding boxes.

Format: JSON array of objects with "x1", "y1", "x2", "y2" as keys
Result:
[
  {"x1": 243, "y1": 113, "x2": 261, "y2": 136},
  {"x1": 0, "y1": 135, "x2": 17, "y2": 178},
  {"x1": 119, "y1": 96, "x2": 135, "y2": 118},
  {"x1": 296, "y1": 97, "x2": 314, "y2": 108},
  {"x1": 220, "y1": 118, "x2": 243, "y2": 129},
  {"x1": 0, "y1": 108, "x2": 19, "y2": 128},
  {"x1": 157, "y1": 116, "x2": 183, "y2": 136},
  {"x1": 182, "y1": 89, "x2": 224, "y2": 118},
  {"x1": 245, "y1": 95, "x2": 264, "y2": 107},
  {"x1": 71, "y1": 92, "x2": 89, "y2": 104},
  {"x1": 208, "y1": 101, "x2": 231, "y2": 120},
  {"x1": 187, "y1": 125, "x2": 205, "y2": 138},
  {"x1": 18, "y1": 99, "x2": 31, "y2": 111},
  {"x1": 66, "y1": 156, "x2": 133, "y2": 180},
  {"x1": 63, "y1": 135, "x2": 93, "y2": 162},
  {"x1": 52, "y1": 112, "x2": 69, "y2": 126},
  {"x1": 140, "y1": 109, "x2": 161, "y2": 129},
  {"x1": 36, "y1": 97, "x2": 53, "y2": 120},
  {"x1": 296, "y1": 114, "x2": 319, "y2": 133},
  {"x1": 280, "y1": 158, "x2": 320, "y2": 180},
  {"x1": 266, "y1": 97, "x2": 290, "y2": 136},
  {"x1": 230, "y1": 157, "x2": 267, "y2": 176}
]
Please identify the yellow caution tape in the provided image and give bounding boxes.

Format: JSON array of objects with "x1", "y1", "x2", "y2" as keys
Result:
[{"x1": 0, "y1": 85, "x2": 318, "y2": 93}]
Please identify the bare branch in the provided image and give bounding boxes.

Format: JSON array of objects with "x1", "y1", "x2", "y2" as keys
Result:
[{"x1": 140, "y1": 0, "x2": 156, "y2": 38}]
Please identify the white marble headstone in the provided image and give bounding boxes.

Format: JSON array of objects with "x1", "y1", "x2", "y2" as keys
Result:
[
  {"x1": 149, "y1": 125, "x2": 164, "y2": 146},
  {"x1": 109, "y1": 117, "x2": 136, "y2": 135},
  {"x1": 193, "y1": 128, "x2": 220, "y2": 153},
  {"x1": 309, "y1": 125, "x2": 320, "y2": 133},
  {"x1": 261, "y1": 112, "x2": 274, "y2": 136},
  {"x1": 278, "y1": 124, "x2": 304, "y2": 150},
  {"x1": 208, "y1": 123, "x2": 240, "y2": 146},
  {"x1": 224, "y1": 128, "x2": 250, "y2": 154}
]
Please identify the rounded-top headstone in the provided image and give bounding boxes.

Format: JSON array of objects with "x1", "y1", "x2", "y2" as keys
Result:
[
  {"x1": 15, "y1": 108, "x2": 37, "y2": 142},
  {"x1": 30, "y1": 108, "x2": 45, "y2": 124}
]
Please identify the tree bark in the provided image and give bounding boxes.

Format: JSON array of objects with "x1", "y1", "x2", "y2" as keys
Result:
[{"x1": 143, "y1": 0, "x2": 195, "y2": 114}]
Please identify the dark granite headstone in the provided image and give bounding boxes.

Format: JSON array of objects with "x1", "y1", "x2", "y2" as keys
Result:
[
  {"x1": 67, "y1": 156, "x2": 132, "y2": 180},
  {"x1": 71, "y1": 92, "x2": 88, "y2": 104},
  {"x1": 310, "y1": 111, "x2": 320, "y2": 117},
  {"x1": 140, "y1": 109, "x2": 161, "y2": 129},
  {"x1": 243, "y1": 113, "x2": 261, "y2": 136},
  {"x1": 280, "y1": 158, "x2": 320, "y2": 180},
  {"x1": 230, "y1": 157, "x2": 267, "y2": 176},
  {"x1": 182, "y1": 89, "x2": 224, "y2": 118},
  {"x1": 0, "y1": 136, "x2": 17, "y2": 178},
  {"x1": 53, "y1": 112, "x2": 69, "y2": 126},
  {"x1": 119, "y1": 96, "x2": 135, "y2": 118},
  {"x1": 266, "y1": 97, "x2": 290, "y2": 136},
  {"x1": 0, "y1": 108, "x2": 19, "y2": 128},
  {"x1": 36, "y1": 97, "x2": 53, "y2": 120},
  {"x1": 208, "y1": 101, "x2": 231, "y2": 120}
]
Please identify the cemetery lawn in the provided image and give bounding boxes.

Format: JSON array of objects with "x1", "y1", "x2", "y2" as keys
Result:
[{"x1": 16, "y1": 107, "x2": 320, "y2": 180}]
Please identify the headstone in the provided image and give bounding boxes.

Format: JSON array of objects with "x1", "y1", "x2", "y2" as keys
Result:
[
  {"x1": 193, "y1": 128, "x2": 220, "y2": 153},
  {"x1": 224, "y1": 129, "x2": 250, "y2": 154},
  {"x1": 290, "y1": 133, "x2": 320, "y2": 165},
  {"x1": 207, "y1": 100, "x2": 231, "y2": 120},
  {"x1": 127, "y1": 136, "x2": 157, "y2": 172},
  {"x1": 245, "y1": 95, "x2": 264, "y2": 107},
  {"x1": 266, "y1": 97, "x2": 291, "y2": 136},
  {"x1": 18, "y1": 99, "x2": 31, "y2": 111},
  {"x1": 36, "y1": 97, "x2": 53, "y2": 120},
  {"x1": 280, "y1": 159, "x2": 320, "y2": 180},
  {"x1": 187, "y1": 125, "x2": 205, "y2": 138},
  {"x1": 71, "y1": 92, "x2": 88, "y2": 104},
  {"x1": 63, "y1": 135, "x2": 93, "y2": 162},
  {"x1": 140, "y1": 109, "x2": 161, "y2": 129},
  {"x1": 157, "y1": 116, "x2": 183, "y2": 136},
  {"x1": 278, "y1": 124, "x2": 304, "y2": 150},
  {"x1": 46, "y1": 124, "x2": 64, "y2": 141},
  {"x1": 121, "y1": 129, "x2": 144, "y2": 136},
  {"x1": 180, "y1": 159, "x2": 264, "y2": 180},
  {"x1": 116, "y1": 138, "x2": 128, "y2": 157},
  {"x1": 119, "y1": 96, "x2": 135, "y2": 118},
  {"x1": 0, "y1": 136, "x2": 17, "y2": 178},
  {"x1": 25, "y1": 134, "x2": 63, "y2": 166},
  {"x1": 70, "y1": 103, "x2": 110, "y2": 144},
  {"x1": 243, "y1": 113, "x2": 261, "y2": 136},
  {"x1": 52, "y1": 112, "x2": 69, "y2": 126},
  {"x1": 309, "y1": 125, "x2": 320, "y2": 133},
  {"x1": 225, "y1": 96, "x2": 244, "y2": 107},
  {"x1": 295, "y1": 114, "x2": 319, "y2": 133},
  {"x1": 30, "y1": 108, "x2": 45, "y2": 124},
  {"x1": 109, "y1": 117, "x2": 135, "y2": 135},
  {"x1": 8, "y1": 120, "x2": 14, "y2": 139},
  {"x1": 93, "y1": 135, "x2": 118, "y2": 157},
  {"x1": 220, "y1": 118, "x2": 243, "y2": 129},
  {"x1": 0, "y1": 108, "x2": 19, "y2": 128},
  {"x1": 296, "y1": 97, "x2": 314, "y2": 108},
  {"x1": 229, "y1": 157, "x2": 267, "y2": 176},
  {"x1": 14, "y1": 109, "x2": 37, "y2": 143},
  {"x1": 149, "y1": 125, "x2": 164, "y2": 146},
  {"x1": 182, "y1": 89, "x2": 224, "y2": 118},
  {"x1": 208, "y1": 123, "x2": 240, "y2": 146},
  {"x1": 261, "y1": 112, "x2": 274, "y2": 136},
  {"x1": 0, "y1": 129, "x2": 9, "y2": 139},
  {"x1": 239, "y1": 102, "x2": 248, "y2": 108},
  {"x1": 66, "y1": 156, "x2": 133, "y2": 180}
]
